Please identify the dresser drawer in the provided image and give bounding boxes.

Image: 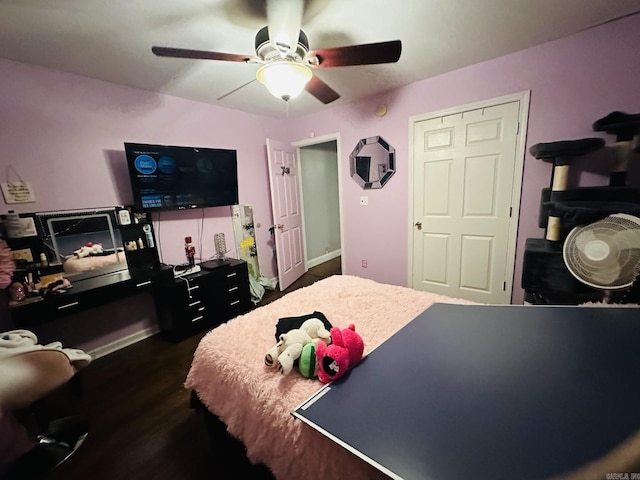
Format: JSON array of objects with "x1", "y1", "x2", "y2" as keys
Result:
[{"x1": 186, "y1": 297, "x2": 208, "y2": 323}]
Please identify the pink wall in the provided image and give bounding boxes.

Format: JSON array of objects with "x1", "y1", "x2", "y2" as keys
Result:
[
  {"x1": 0, "y1": 59, "x2": 288, "y2": 349},
  {"x1": 285, "y1": 13, "x2": 640, "y2": 304},
  {"x1": 0, "y1": 60, "x2": 287, "y2": 273},
  {"x1": 1, "y1": 13, "x2": 639, "y2": 350}
]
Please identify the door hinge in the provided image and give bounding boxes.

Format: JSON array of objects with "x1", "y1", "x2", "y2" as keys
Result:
[
  {"x1": 503, "y1": 281, "x2": 507, "y2": 291},
  {"x1": 509, "y1": 206, "x2": 513, "y2": 217},
  {"x1": 516, "y1": 122, "x2": 520, "y2": 135}
]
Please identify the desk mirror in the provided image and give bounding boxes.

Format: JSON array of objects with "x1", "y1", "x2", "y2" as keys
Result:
[
  {"x1": 349, "y1": 136, "x2": 395, "y2": 189},
  {"x1": 36, "y1": 208, "x2": 127, "y2": 275},
  {"x1": 2, "y1": 207, "x2": 159, "y2": 281}
]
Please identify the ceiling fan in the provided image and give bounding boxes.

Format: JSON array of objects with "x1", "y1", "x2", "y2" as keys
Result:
[{"x1": 151, "y1": 1, "x2": 401, "y2": 104}]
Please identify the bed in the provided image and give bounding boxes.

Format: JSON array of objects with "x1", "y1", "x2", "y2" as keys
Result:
[
  {"x1": 185, "y1": 274, "x2": 477, "y2": 479},
  {"x1": 62, "y1": 249, "x2": 127, "y2": 274}
]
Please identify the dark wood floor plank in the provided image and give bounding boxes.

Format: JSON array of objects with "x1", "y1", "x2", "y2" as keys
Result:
[{"x1": 39, "y1": 259, "x2": 341, "y2": 480}]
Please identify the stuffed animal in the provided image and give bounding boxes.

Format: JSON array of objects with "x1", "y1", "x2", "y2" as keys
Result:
[
  {"x1": 74, "y1": 242, "x2": 104, "y2": 258},
  {"x1": 264, "y1": 318, "x2": 331, "y2": 375},
  {"x1": 315, "y1": 324, "x2": 364, "y2": 384},
  {"x1": 298, "y1": 342, "x2": 318, "y2": 379},
  {"x1": 274, "y1": 311, "x2": 332, "y2": 340},
  {"x1": 297, "y1": 317, "x2": 331, "y2": 344}
]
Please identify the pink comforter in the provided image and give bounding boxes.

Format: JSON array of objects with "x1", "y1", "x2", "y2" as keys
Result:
[{"x1": 185, "y1": 275, "x2": 476, "y2": 479}]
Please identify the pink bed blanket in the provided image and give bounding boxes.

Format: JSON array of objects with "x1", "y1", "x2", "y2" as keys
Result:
[
  {"x1": 63, "y1": 251, "x2": 127, "y2": 274},
  {"x1": 185, "y1": 275, "x2": 477, "y2": 479}
]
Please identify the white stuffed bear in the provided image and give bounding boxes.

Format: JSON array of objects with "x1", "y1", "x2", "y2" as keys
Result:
[
  {"x1": 74, "y1": 243, "x2": 104, "y2": 258},
  {"x1": 299, "y1": 317, "x2": 331, "y2": 344},
  {"x1": 264, "y1": 318, "x2": 331, "y2": 375}
]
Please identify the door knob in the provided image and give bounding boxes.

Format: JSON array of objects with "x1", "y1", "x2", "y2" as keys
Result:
[
  {"x1": 276, "y1": 224, "x2": 284, "y2": 230},
  {"x1": 414, "y1": 222, "x2": 422, "y2": 230}
]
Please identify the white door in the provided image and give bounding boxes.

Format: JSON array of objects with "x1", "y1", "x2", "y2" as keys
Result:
[
  {"x1": 267, "y1": 138, "x2": 306, "y2": 290},
  {"x1": 411, "y1": 99, "x2": 524, "y2": 303}
]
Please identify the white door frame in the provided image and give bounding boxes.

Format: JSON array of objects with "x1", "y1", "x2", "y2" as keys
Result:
[
  {"x1": 407, "y1": 91, "x2": 530, "y2": 301},
  {"x1": 293, "y1": 133, "x2": 345, "y2": 273}
]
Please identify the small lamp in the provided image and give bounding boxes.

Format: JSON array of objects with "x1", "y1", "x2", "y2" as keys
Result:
[{"x1": 256, "y1": 61, "x2": 312, "y2": 102}]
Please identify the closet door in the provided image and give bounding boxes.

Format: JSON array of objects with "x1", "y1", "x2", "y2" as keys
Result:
[{"x1": 411, "y1": 96, "x2": 526, "y2": 304}]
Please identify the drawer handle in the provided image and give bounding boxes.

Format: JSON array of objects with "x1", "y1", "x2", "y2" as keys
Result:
[
  {"x1": 197, "y1": 306, "x2": 205, "y2": 312},
  {"x1": 226, "y1": 272, "x2": 237, "y2": 278},
  {"x1": 229, "y1": 300, "x2": 240, "y2": 306},
  {"x1": 135, "y1": 280, "x2": 152, "y2": 288},
  {"x1": 187, "y1": 285, "x2": 200, "y2": 292},
  {"x1": 191, "y1": 315, "x2": 204, "y2": 323},
  {"x1": 58, "y1": 301, "x2": 79, "y2": 310},
  {"x1": 228, "y1": 286, "x2": 238, "y2": 292},
  {"x1": 188, "y1": 300, "x2": 201, "y2": 307}
]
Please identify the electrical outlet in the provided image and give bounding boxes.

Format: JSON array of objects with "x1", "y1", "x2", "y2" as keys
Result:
[
  {"x1": 361, "y1": 259, "x2": 368, "y2": 268},
  {"x1": 359, "y1": 196, "x2": 369, "y2": 206}
]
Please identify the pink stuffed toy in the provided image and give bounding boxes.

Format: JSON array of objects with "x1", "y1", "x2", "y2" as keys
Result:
[{"x1": 315, "y1": 324, "x2": 364, "y2": 383}]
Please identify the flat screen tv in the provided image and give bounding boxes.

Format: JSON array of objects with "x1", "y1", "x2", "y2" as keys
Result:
[{"x1": 125, "y1": 142, "x2": 239, "y2": 211}]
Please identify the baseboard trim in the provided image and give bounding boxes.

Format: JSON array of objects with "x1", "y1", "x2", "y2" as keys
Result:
[
  {"x1": 87, "y1": 326, "x2": 160, "y2": 360},
  {"x1": 306, "y1": 249, "x2": 341, "y2": 269}
]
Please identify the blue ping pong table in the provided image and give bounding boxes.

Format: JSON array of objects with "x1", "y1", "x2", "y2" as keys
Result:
[{"x1": 293, "y1": 303, "x2": 640, "y2": 480}]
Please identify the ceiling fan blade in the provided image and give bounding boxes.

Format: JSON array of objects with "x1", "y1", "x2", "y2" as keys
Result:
[
  {"x1": 305, "y1": 75, "x2": 340, "y2": 104},
  {"x1": 307, "y1": 40, "x2": 402, "y2": 68},
  {"x1": 152, "y1": 46, "x2": 257, "y2": 63}
]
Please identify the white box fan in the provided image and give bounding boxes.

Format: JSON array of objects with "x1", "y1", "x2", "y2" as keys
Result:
[{"x1": 563, "y1": 213, "x2": 640, "y2": 298}]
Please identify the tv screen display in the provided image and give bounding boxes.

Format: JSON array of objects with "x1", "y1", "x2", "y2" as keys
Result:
[{"x1": 125, "y1": 142, "x2": 239, "y2": 211}]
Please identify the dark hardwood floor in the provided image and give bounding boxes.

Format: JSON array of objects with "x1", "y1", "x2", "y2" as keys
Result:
[{"x1": 37, "y1": 257, "x2": 341, "y2": 480}]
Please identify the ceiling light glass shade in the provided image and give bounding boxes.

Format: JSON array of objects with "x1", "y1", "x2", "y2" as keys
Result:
[{"x1": 256, "y1": 61, "x2": 312, "y2": 101}]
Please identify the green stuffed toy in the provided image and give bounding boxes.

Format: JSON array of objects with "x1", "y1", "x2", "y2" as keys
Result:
[
  {"x1": 264, "y1": 317, "x2": 330, "y2": 376},
  {"x1": 298, "y1": 342, "x2": 318, "y2": 379}
]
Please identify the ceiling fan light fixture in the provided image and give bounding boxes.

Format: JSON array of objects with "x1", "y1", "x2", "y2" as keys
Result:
[{"x1": 256, "y1": 61, "x2": 312, "y2": 101}]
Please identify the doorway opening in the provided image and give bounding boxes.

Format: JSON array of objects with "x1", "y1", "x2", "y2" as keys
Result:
[
  {"x1": 297, "y1": 137, "x2": 342, "y2": 270},
  {"x1": 267, "y1": 134, "x2": 343, "y2": 291}
]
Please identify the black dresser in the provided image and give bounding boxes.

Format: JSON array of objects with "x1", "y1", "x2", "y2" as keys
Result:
[{"x1": 154, "y1": 258, "x2": 252, "y2": 342}]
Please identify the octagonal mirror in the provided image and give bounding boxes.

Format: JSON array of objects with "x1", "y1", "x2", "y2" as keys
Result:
[{"x1": 349, "y1": 136, "x2": 395, "y2": 189}]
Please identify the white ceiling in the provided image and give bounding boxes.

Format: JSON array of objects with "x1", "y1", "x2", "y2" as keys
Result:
[{"x1": 1, "y1": 0, "x2": 639, "y2": 118}]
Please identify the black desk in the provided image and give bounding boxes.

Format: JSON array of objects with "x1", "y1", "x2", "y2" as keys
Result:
[
  {"x1": 293, "y1": 303, "x2": 640, "y2": 480},
  {"x1": 9, "y1": 263, "x2": 173, "y2": 326}
]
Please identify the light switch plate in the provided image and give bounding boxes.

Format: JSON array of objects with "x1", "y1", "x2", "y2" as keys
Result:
[{"x1": 359, "y1": 196, "x2": 369, "y2": 206}]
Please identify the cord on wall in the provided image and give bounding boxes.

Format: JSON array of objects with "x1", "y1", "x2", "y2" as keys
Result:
[
  {"x1": 156, "y1": 211, "x2": 164, "y2": 264},
  {"x1": 198, "y1": 207, "x2": 205, "y2": 264}
]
